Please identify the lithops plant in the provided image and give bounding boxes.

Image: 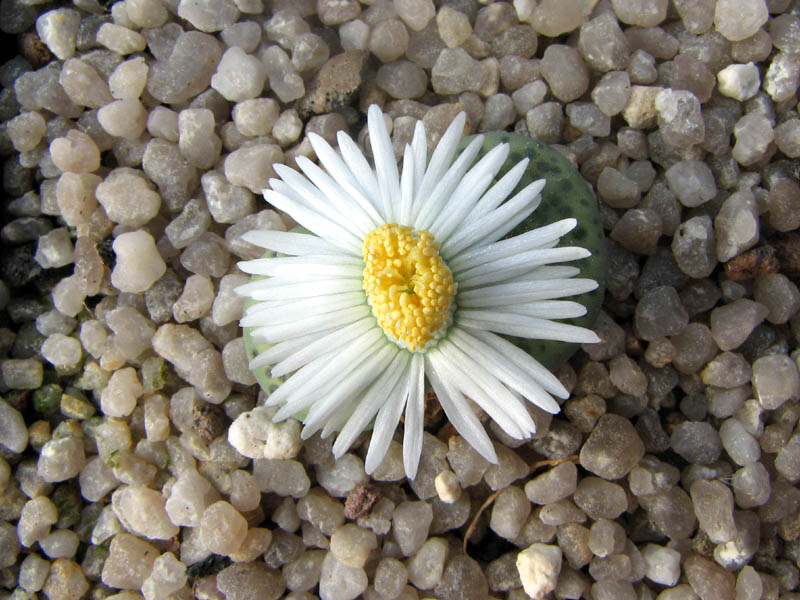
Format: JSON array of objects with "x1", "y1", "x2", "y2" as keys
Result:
[{"x1": 237, "y1": 106, "x2": 606, "y2": 477}]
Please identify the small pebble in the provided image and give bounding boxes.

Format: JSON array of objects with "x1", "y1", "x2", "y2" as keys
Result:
[
  {"x1": 198, "y1": 500, "x2": 247, "y2": 555},
  {"x1": 111, "y1": 230, "x2": 167, "y2": 294},
  {"x1": 717, "y1": 62, "x2": 761, "y2": 101},
  {"x1": 541, "y1": 44, "x2": 589, "y2": 102},
  {"x1": 211, "y1": 46, "x2": 267, "y2": 102},
  {"x1": 710, "y1": 298, "x2": 768, "y2": 351},
  {"x1": 670, "y1": 421, "x2": 722, "y2": 464},
  {"x1": 516, "y1": 543, "x2": 562, "y2": 600},
  {"x1": 392, "y1": 500, "x2": 433, "y2": 556}
]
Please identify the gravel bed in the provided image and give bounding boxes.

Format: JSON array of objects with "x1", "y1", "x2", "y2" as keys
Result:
[{"x1": 0, "y1": 0, "x2": 799, "y2": 599}]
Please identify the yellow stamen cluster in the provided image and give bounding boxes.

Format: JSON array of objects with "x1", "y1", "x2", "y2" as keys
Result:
[{"x1": 362, "y1": 224, "x2": 456, "y2": 352}]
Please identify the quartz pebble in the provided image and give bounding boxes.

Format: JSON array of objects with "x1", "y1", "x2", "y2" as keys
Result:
[
  {"x1": 541, "y1": 45, "x2": 589, "y2": 103},
  {"x1": 42, "y1": 558, "x2": 88, "y2": 600},
  {"x1": 431, "y1": 48, "x2": 487, "y2": 95},
  {"x1": 178, "y1": 108, "x2": 222, "y2": 169},
  {"x1": 670, "y1": 421, "x2": 721, "y2": 464},
  {"x1": 111, "y1": 231, "x2": 167, "y2": 294},
  {"x1": 732, "y1": 113, "x2": 774, "y2": 166},
  {"x1": 165, "y1": 469, "x2": 220, "y2": 527},
  {"x1": 141, "y1": 552, "x2": 186, "y2": 600},
  {"x1": 490, "y1": 486, "x2": 531, "y2": 540},
  {"x1": 19, "y1": 553, "x2": 50, "y2": 592},
  {"x1": 50, "y1": 130, "x2": 101, "y2": 174},
  {"x1": 578, "y1": 12, "x2": 631, "y2": 72},
  {"x1": 689, "y1": 479, "x2": 736, "y2": 543},
  {"x1": 392, "y1": 500, "x2": 433, "y2": 556},
  {"x1": 717, "y1": 63, "x2": 760, "y2": 101},
  {"x1": 198, "y1": 500, "x2": 248, "y2": 555},
  {"x1": 178, "y1": 0, "x2": 240, "y2": 32},
  {"x1": 261, "y1": 45, "x2": 305, "y2": 103},
  {"x1": 36, "y1": 8, "x2": 81, "y2": 60},
  {"x1": 634, "y1": 286, "x2": 689, "y2": 341},
  {"x1": 211, "y1": 46, "x2": 266, "y2": 102},
  {"x1": 97, "y1": 23, "x2": 147, "y2": 54},
  {"x1": 96, "y1": 168, "x2": 161, "y2": 227},
  {"x1": 101, "y1": 533, "x2": 159, "y2": 590},
  {"x1": 579, "y1": 415, "x2": 644, "y2": 479},
  {"x1": 319, "y1": 552, "x2": 368, "y2": 600},
  {"x1": 654, "y1": 89, "x2": 704, "y2": 148},
  {"x1": 18, "y1": 496, "x2": 58, "y2": 547},
  {"x1": 7, "y1": 111, "x2": 47, "y2": 152},
  {"x1": 641, "y1": 544, "x2": 681, "y2": 586},
  {"x1": 112, "y1": 485, "x2": 179, "y2": 540},
  {"x1": 710, "y1": 299, "x2": 768, "y2": 351},
  {"x1": 516, "y1": 543, "x2": 562, "y2": 599},
  {"x1": 59, "y1": 59, "x2": 112, "y2": 109},
  {"x1": 665, "y1": 160, "x2": 716, "y2": 207},
  {"x1": 40, "y1": 333, "x2": 82, "y2": 372},
  {"x1": 37, "y1": 436, "x2": 85, "y2": 483},
  {"x1": 152, "y1": 323, "x2": 231, "y2": 404},
  {"x1": 752, "y1": 354, "x2": 800, "y2": 409},
  {"x1": 714, "y1": 0, "x2": 768, "y2": 42},
  {"x1": 147, "y1": 31, "x2": 222, "y2": 104}
]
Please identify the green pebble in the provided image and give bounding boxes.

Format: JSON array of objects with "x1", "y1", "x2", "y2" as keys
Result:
[
  {"x1": 75, "y1": 502, "x2": 105, "y2": 543},
  {"x1": 52, "y1": 484, "x2": 82, "y2": 529},
  {"x1": 82, "y1": 546, "x2": 110, "y2": 584},
  {"x1": 141, "y1": 355, "x2": 169, "y2": 393},
  {"x1": 11, "y1": 321, "x2": 44, "y2": 359},
  {"x1": 33, "y1": 383, "x2": 62, "y2": 415}
]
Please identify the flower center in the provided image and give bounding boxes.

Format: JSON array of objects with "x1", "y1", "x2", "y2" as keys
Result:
[{"x1": 362, "y1": 223, "x2": 456, "y2": 352}]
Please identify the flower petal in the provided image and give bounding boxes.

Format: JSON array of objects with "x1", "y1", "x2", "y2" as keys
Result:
[
  {"x1": 460, "y1": 158, "x2": 529, "y2": 225},
  {"x1": 430, "y1": 143, "x2": 509, "y2": 243},
  {"x1": 249, "y1": 327, "x2": 338, "y2": 369},
  {"x1": 440, "y1": 178, "x2": 546, "y2": 257},
  {"x1": 457, "y1": 309, "x2": 601, "y2": 344},
  {"x1": 333, "y1": 350, "x2": 411, "y2": 459},
  {"x1": 241, "y1": 291, "x2": 366, "y2": 327},
  {"x1": 241, "y1": 230, "x2": 341, "y2": 256},
  {"x1": 398, "y1": 143, "x2": 416, "y2": 226},
  {"x1": 337, "y1": 130, "x2": 384, "y2": 219},
  {"x1": 237, "y1": 277, "x2": 363, "y2": 301},
  {"x1": 411, "y1": 112, "x2": 467, "y2": 222},
  {"x1": 268, "y1": 330, "x2": 386, "y2": 413},
  {"x1": 295, "y1": 155, "x2": 380, "y2": 233},
  {"x1": 263, "y1": 189, "x2": 362, "y2": 253},
  {"x1": 431, "y1": 340, "x2": 536, "y2": 438},
  {"x1": 448, "y1": 218, "x2": 578, "y2": 272},
  {"x1": 300, "y1": 343, "x2": 399, "y2": 437},
  {"x1": 413, "y1": 134, "x2": 485, "y2": 231},
  {"x1": 489, "y1": 300, "x2": 588, "y2": 320},
  {"x1": 457, "y1": 277, "x2": 599, "y2": 307},
  {"x1": 239, "y1": 256, "x2": 364, "y2": 279},
  {"x1": 448, "y1": 327, "x2": 561, "y2": 413},
  {"x1": 424, "y1": 352, "x2": 498, "y2": 464},
  {"x1": 368, "y1": 104, "x2": 401, "y2": 223},
  {"x1": 271, "y1": 317, "x2": 378, "y2": 377},
  {"x1": 456, "y1": 247, "x2": 591, "y2": 288},
  {"x1": 307, "y1": 132, "x2": 385, "y2": 225},
  {"x1": 272, "y1": 169, "x2": 370, "y2": 238},
  {"x1": 251, "y1": 304, "x2": 371, "y2": 344},
  {"x1": 402, "y1": 353, "x2": 425, "y2": 479},
  {"x1": 463, "y1": 328, "x2": 570, "y2": 399}
]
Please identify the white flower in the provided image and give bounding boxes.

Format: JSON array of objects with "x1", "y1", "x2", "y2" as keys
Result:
[{"x1": 237, "y1": 105, "x2": 600, "y2": 479}]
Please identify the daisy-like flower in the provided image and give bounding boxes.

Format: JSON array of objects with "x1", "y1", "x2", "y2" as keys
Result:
[{"x1": 237, "y1": 105, "x2": 600, "y2": 479}]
